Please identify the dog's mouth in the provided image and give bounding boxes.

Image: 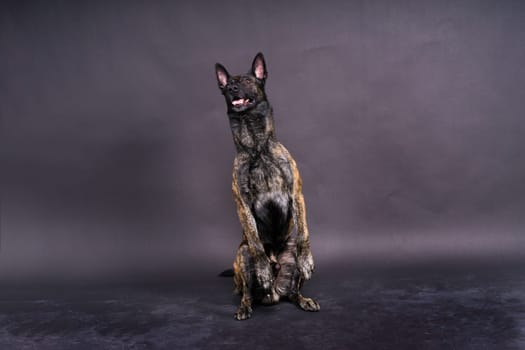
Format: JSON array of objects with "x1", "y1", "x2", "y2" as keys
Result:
[{"x1": 231, "y1": 98, "x2": 254, "y2": 108}]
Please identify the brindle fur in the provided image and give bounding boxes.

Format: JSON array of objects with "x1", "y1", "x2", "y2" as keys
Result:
[{"x1": 215, "y1": 53, "x2": 319, "y2": 320}]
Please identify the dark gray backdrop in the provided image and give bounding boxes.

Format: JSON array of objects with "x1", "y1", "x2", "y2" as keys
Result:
[{"x1": 2, "y1": 0, "x2": 525, "y2": 281}]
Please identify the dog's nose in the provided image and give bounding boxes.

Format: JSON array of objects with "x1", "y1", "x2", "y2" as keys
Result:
[{"x1": 228, "y1": 85, "x2": 239, "y2": 93}]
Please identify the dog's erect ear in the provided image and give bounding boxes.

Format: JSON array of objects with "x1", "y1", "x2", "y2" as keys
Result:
[
  {"x1": 215, "y1": 63, "x2": 230, "y2": 89},
  {"x1": 251, "y1": 52, "x2": 267, "y2": 81}
]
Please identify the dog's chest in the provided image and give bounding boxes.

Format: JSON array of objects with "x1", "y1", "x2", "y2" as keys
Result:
[
  {"x1": 246, "y1": 153, "x2": 293, "y2": 197},
  {"x1": 246, "y1": 153, "x2": 294, "y2": 248}
]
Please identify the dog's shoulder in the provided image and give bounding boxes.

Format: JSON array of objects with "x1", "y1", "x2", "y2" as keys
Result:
[{"x1": 270, "y1": 142, "x2": 303, "y2": 190}]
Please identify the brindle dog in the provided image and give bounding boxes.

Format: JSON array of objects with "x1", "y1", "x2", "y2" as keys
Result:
[{"x1": 215, "y1": 53, "x2": 320, "y2": 320}]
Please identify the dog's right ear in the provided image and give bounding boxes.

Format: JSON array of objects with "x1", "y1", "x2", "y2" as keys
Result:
[
  {"x1": 215, "y1": 63, "x2": 230, "y2": 90},
  {"x1": 251, "y1": 52, "x2": 267, "y2": 81}
]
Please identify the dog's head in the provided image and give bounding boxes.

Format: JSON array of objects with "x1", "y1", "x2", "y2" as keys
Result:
[{"x1": 215, "y1": 53, "x2": 268, "y2": 113}]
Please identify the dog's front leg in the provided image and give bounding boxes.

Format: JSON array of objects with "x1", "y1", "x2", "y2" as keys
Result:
[
  {"x1": 290, "y1": 182, "x2": 320, "y2": 312},
  {"x1": 293, "y1": 190, "x2": 315, "y2": 281},
  {"x1": 289, "y1": 162, "x2": 314, "y2": 281},
  {"x1": 232, "y1": 171, "x2": 273, "y2": 291}
]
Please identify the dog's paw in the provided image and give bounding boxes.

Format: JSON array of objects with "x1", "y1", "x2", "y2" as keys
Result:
[
  {"x1": 255, "y1": 258, "x2": 274, "y2": 291},
  {"x1": 297, "y1": 248, "x2": 314, "y2": 280},
  {"x1": 234, "y1": 304, "x2": 252, "y2": 320},
  {"x1": 297, "y1": 296, "x2": 320, "y2": 312}
]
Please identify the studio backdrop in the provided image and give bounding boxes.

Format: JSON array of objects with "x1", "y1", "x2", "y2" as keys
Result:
[{"x1": 2, "y1": 0, "x2": 525, "y2": 281}]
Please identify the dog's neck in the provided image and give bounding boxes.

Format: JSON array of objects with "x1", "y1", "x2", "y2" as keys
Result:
[{"x1": 228, "y1": 101, "x2": 276, "y2": 157}]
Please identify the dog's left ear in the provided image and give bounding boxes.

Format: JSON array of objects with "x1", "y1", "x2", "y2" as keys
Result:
[
  {"x1": 215, "y1": 63, "x2": 230, "y2": 89},
  {"x1": 251, "y1": 52, "x2": 267, "y2": 81}
]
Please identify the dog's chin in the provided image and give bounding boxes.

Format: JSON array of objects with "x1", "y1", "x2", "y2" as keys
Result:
[{"x1": 230, "y1": 98, "x2": 255, "y2": 112}]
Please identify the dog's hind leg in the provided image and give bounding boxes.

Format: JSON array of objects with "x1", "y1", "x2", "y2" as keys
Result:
[{"x1": 233, "y1": 242, "x2": 255, "y2": 320}]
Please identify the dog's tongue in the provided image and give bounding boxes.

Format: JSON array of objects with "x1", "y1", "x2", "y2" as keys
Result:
[{"x1": 232, "y1": 99, "x2": 246, "y2": 106}]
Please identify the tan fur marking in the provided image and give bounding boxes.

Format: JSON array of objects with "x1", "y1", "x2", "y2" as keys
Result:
[
  {"x1": 274, "y1": 144, "x2": 310, "y2": 248},
  {"x1": 231, "y1": 157, "x2": 265, "y2": 256}
]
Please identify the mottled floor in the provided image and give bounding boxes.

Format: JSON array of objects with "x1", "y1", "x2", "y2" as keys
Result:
[{"x1": 1, "y1": 260, "x2": 524, "y2": 349}]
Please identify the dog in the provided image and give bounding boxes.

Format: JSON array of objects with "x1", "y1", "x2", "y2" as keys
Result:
[{"x1": 215, "y1": 53, "x2": 320, "y2": 320}]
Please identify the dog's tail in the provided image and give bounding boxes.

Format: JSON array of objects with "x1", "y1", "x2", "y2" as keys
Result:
[{"x1": 218, "y1": 268, "x2": 234, "y2": 277}]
